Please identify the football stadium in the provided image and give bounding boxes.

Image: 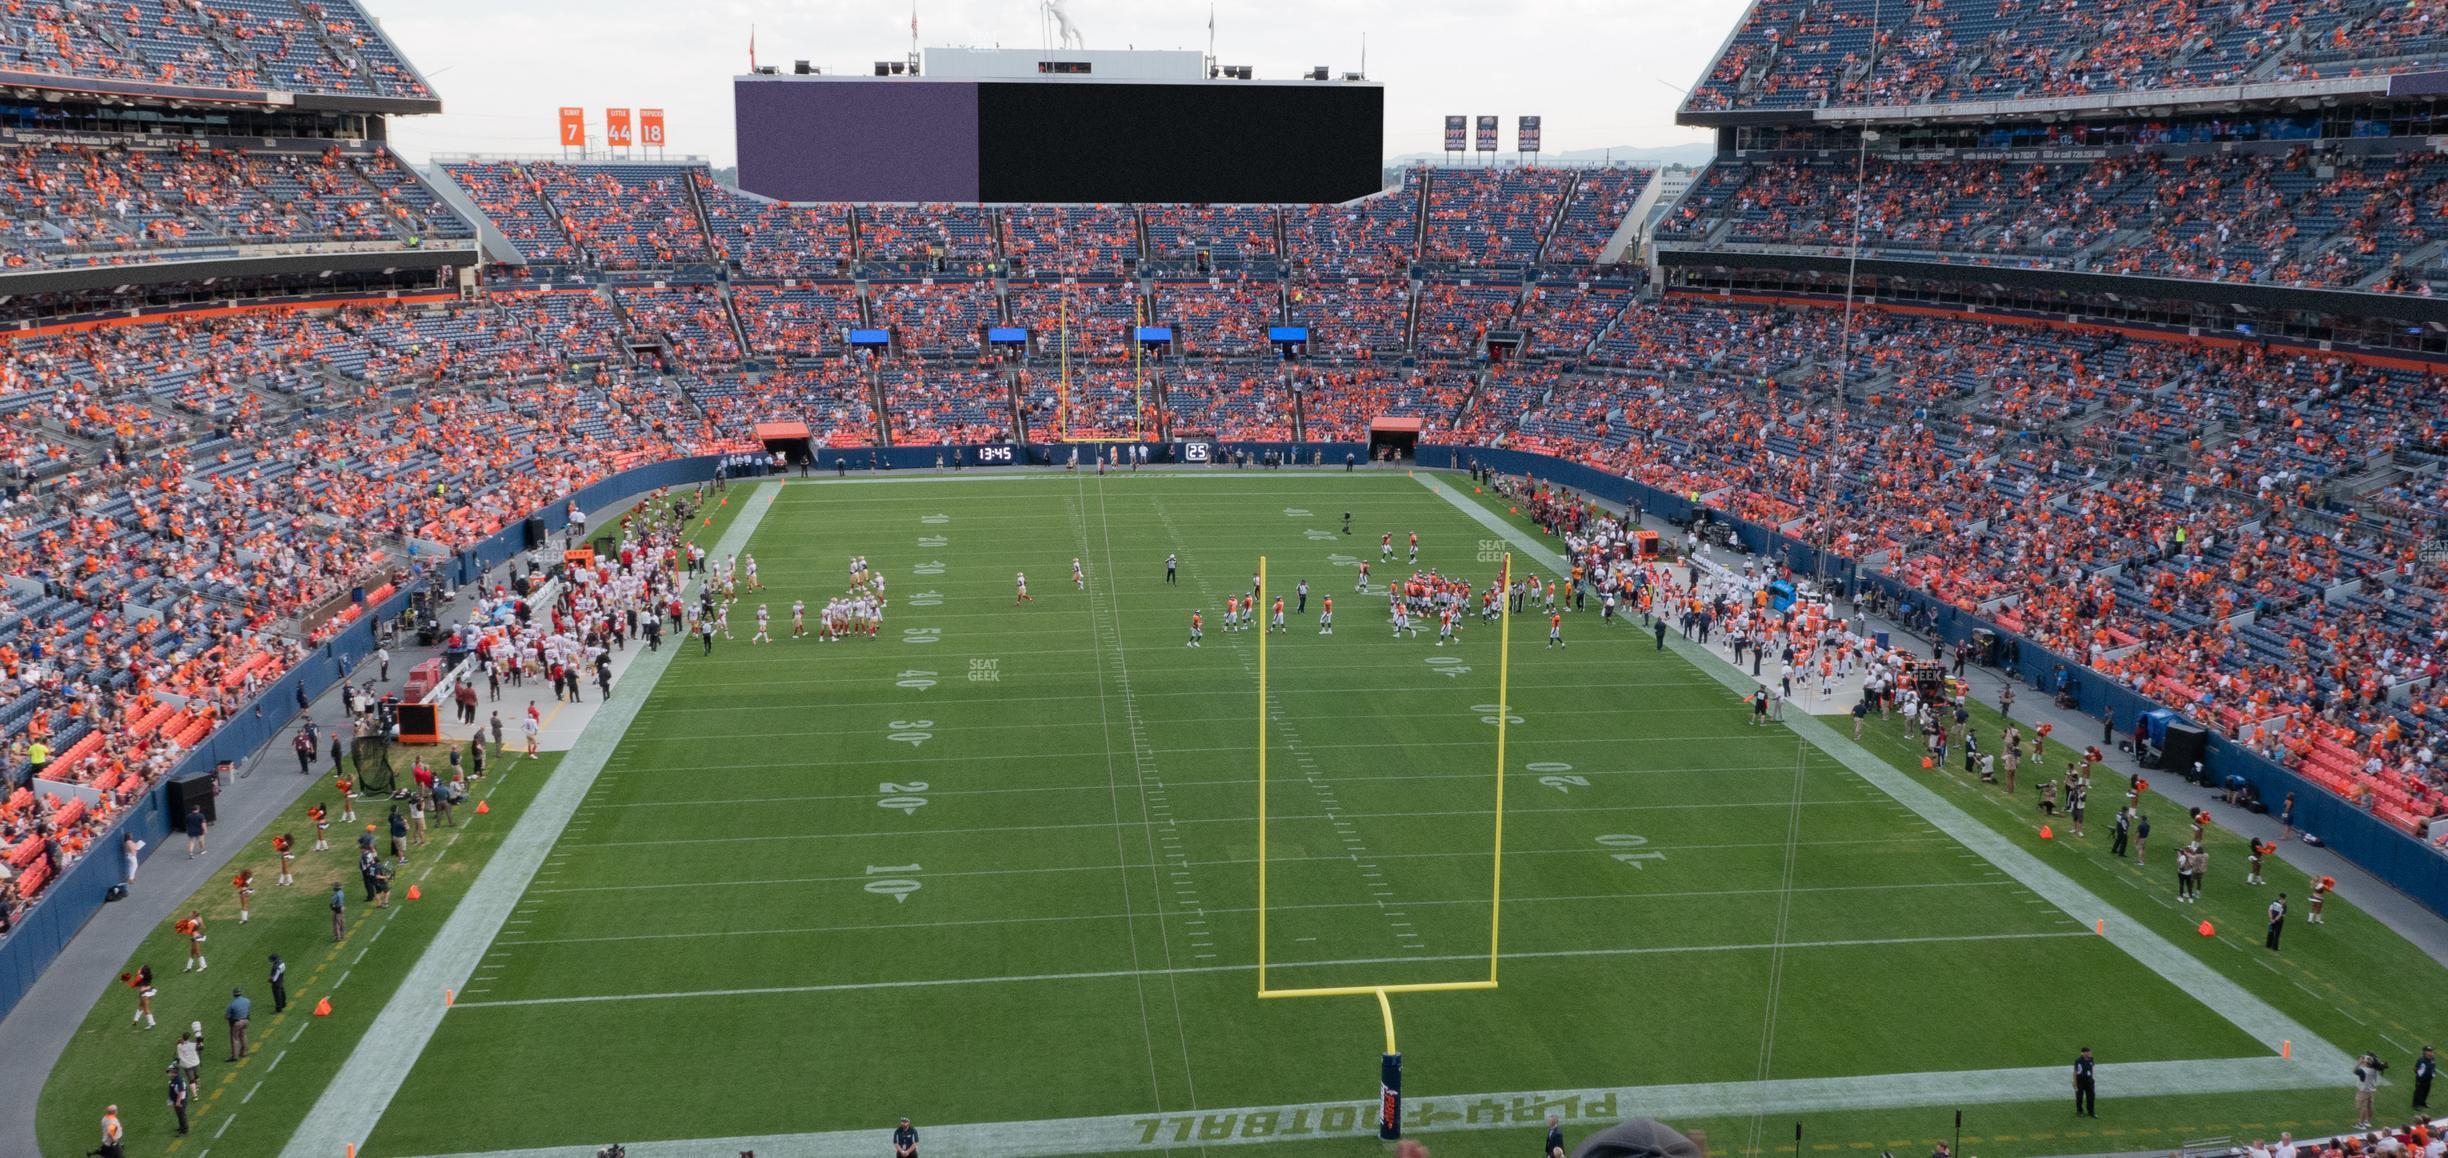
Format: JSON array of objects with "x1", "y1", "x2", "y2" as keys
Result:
[{"x1": 5, "y1": 2, "x2": 2448, "y2": 1157}]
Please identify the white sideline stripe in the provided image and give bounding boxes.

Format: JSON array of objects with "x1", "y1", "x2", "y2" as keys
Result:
[
  {"x1": 279, "y1": 482, "x2": 782, "y2": 1158},
  {"x1": 401, "y1": 1054, "x2": 2332, "y2": 1158},
  {"x1": 1414, "y1": 473, "x2": 2352, "y2": 1069},
  {"x1": 447, "y1": 931, "x2": 2084, "y2": 1008}
]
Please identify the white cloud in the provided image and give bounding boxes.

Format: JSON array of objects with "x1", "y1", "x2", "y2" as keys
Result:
[{"x1": 377, "y1": 0, "x2": 1744, "y2": 168}]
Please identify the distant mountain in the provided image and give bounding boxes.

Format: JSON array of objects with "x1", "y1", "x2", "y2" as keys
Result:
[{"x1": 1386, "y1": 142, "x2": 1714, "y2": 168}]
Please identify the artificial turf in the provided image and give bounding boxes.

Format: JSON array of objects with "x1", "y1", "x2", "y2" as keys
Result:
[{"x1": 41, "y1": 470, "x2": 2448, "y2": 1158}]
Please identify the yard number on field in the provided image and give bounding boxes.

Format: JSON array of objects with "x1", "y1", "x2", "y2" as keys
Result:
[
  {"x1": 1527, "y1": 761, "x2": 1586, "y2": 793},
  {"x1": 1597, "y1": 833, "x2": 1665, "y2": 868},
  {"x1": 877, "y1": 782, "x2": 928, "y2": 815},
  {"x1": 887, "y1": 720, "x2": 934, "y2": 747},
  {"x1": 896, "y1": 670, "x2": 937, "y2": 690},
  {"x1": 865, "y1": 863, "x2": 923, "y2": 902}
]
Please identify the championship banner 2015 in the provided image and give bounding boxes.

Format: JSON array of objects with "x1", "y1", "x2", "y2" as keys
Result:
[
  {"x1": 557, "y1": 106, "x2": 586, "y2": 149},
  {"x1": 639, "y1": 108, "x2": 667, "y2": 148},
  {"x1": 1517, "y1": 115, "x2": 1541, "y2": 154},
  {"x1": 1443, "y1": 115, "x2": 1467, "y2": 152},
  {"x1": 1474, "y1": 115, "x2": 1498, "y2": 153},
  {"x1": 606, "y1": 107, "x2": 634, "y2": 148}
]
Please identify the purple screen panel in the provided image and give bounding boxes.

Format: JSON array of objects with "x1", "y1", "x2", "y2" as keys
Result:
[{"x1": 735, "y1": 78, "x2": 979, "y2": 202}]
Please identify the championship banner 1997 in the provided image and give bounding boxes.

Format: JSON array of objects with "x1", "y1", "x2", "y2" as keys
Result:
[
  {"x1": 1444, "y1": 116, "x2": 1467, "y2": 151},
  {"x1": 1518, "y1": 115, "x2": 1541, "y2": 153},
  {"x1": 1474, "y1": 115, "x2": 1498, "y2": 153}
]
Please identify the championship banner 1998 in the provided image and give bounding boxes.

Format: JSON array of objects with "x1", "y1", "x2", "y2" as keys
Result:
[
  {"x1": 1444, "y1": 116, "x2": 1467, "y2": 151},
  {"x1": 1518, "y1": 115, "x2": 1541, "y2": 153},
  {"x1": 1474, "y1": 115, "x2": 1498, "y2": 153}
]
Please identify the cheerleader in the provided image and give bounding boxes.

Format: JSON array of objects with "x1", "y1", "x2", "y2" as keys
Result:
[
  {"x1": 177, "y1": 912, "x2": 207, "y2": 972},
  {"x1": 2310, "y1": 876, "x2": 2332, "y2": 924},
  {"x1": 273, "y1": 833, "x2": 295, "y2": 886},
  {"x1": 335, "y1": 774, "x2": 356, "y2": 822},
  {"x1": 124, "y1": 964, "x2": 157, "y2": 1028},
  {"x1": 309, "y1": 802, "x2": 330, "y2": 851},
  {"x1": 233, "y1": 870, "x2": 255, "y2": 924}
]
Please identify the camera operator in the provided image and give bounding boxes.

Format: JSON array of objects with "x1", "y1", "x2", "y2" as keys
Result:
[{"x1": 2354, "y1": 1052, "x2": 2388, "y2": 1129}]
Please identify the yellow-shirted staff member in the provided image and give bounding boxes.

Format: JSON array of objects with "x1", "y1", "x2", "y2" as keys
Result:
[{"x1": 96, "y1": 1103, "x2": 125, "y2": 1157}]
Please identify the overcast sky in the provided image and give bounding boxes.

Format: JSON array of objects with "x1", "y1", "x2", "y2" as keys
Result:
[{"x1": 376, "y1": 0, "x2": 1745, "y2": 167}]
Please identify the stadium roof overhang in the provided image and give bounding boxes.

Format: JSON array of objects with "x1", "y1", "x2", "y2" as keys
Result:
[
  {"x1": 1677, "y1": 71, "x2": 2425, "y2": 130},
  {"x1": 0, "y1": 244, "x2": 478, "y2": 300},
  {"x1": 0, "y1": 69, "x2": 442, "y2": 116},
  {"x1": 1653, "y1": 244, "x2": 2448, "y2": 328}
]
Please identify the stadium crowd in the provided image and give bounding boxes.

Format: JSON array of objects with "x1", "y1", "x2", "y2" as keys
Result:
[{"x1": 7, "y1": 128, "x2": 2448, "y2": 938}]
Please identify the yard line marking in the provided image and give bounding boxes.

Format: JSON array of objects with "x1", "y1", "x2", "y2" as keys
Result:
[
  {"x1": 267, "y1": 1049, "x2": 287, "y2": 1074},
  {"x1": 1744, "y1": 741, "x2": 1812, "y2": 1157},
  {"x1": 1419, "y1": 471, "x2": 2350, "y2": 1070},
  {"x1": 279, "y1": 481, "x2": 783, "y2": 1158},
  {"x1": 241, "y1": 1081, "x2": 262, "y2": 1105},
  {"x1": 449, "y1": 930, "x2": 2088, "y2": 1008},
  {"x1": 1080, "y1": 480, "x2": 1203, "y2": 1114},
  {"x1": 520, "y1": 834, "x2": 1965, "y2": 897},
  {"x1": 399, "y1": 1054, "x2": 2331, "y2": 1158},
  {"x1": 213, "y1": 1114, "x2": 237, "y2": 1139}
]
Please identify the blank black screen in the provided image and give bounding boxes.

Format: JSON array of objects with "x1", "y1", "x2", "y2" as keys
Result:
[{"x1": 976, "y1": 81, "x2": 1383, "y2": 203}]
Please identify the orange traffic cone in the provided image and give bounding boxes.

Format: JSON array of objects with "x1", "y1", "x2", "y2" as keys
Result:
[
  {"x1": 1920, "y1": 756, "x2": 1934, "y2": 769},
  {"x1": 2198, "y1": 920, "x2": 2216, "y2": 937},
  {"x1": 2038, "y1": 825, "x2": 2054, "y2": 840},
  {"x1": 444, "y1": 988, "x2": 454, "y2": 1007},
  {"x1": 313, "y1": 997, "x2": 332, "y2": 1017},
  {"x1": 475, "y1": 800, "x2": 489, "y2": 815},
  {"x1": 406, "y1": 884, "x2": 422, "y2": 901}
]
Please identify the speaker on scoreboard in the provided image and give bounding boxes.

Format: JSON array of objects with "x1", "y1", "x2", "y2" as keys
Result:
[
  {"x1": 2161, "y1": 722, "x2": 2209, "y2": 781},
  {"x1": 164, "y1": 773, "x2": 217, "y2": 826},
  {"x1": 523, "y1": 515, "x2": 546, "y2": 550}
]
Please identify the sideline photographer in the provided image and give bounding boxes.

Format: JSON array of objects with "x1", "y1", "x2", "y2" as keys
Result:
[{"x1": 2354, "y1": 1052, "x2": 2389, "y2": 1129}]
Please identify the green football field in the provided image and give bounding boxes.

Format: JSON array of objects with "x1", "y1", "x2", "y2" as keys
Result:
[{"x1": 41, "y1": 470, "x2": 2448, "y2": 1158}]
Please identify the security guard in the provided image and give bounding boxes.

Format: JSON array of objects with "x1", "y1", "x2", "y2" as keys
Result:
[
  {"x1": 2073, "y1": 1047, "x2": 2097, "y2": 1116},
  {"x1": 166, "y1": 1065, "x2": 190, "y2": 1135}
]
